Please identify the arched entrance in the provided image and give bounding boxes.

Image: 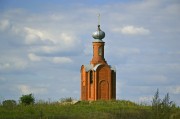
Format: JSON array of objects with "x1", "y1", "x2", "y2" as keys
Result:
[{"x1": 99, "y1": 80, "x2": 109, "y2": 100}]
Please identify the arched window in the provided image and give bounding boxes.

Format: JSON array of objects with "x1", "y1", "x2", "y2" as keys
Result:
[
  {"x1": 90, "y1": 71, "x2": 93, "y2": 84},
  {"x1": 98, "y1": 46, "x2": 102, "y2": 56}
]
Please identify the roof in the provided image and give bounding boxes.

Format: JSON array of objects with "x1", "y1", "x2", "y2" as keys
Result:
[
  {"x1": 110, "y1": 65, "x2": 116, "y2": 72},
  {"x1": 93, "y1": 39, "x2": 104, "y2": 42},
  {"x1": 93, "y1": 63, "x2": 102, "y2": 71},
  {"x1": 83, "y1": 64, "x2": 116, "y2": 72},
  {"x1": 83, "y1": 64, "x2": 93, "y2": 72}
]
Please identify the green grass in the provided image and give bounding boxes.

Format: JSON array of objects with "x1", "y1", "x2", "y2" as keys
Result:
[{"x1": 0, "y1": 100, "x2": 180, "y2": 119}]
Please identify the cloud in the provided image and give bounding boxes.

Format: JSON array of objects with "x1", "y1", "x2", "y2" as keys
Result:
[
  {"x1": 113, "y1": 25, "x2": 150, "y2": 35},
  {"x1": 24, "y1": 29, "x2": 79, "y2": 55},
  {"x1": 24, "y1": 27, "x2": 62, "y2": 45},
  {"x1": 0, "y1": 12, "x2": 81, "y2": 55},
  {"x1": 24, "y1": 27, "x2": 46, "y2": 44},
  {"x1": 28, "y1": 53, "x2": 41, "y2": 61},
  {"x1": 28, "y1": 53, "x2": 73, "y2": 64},
  {"x1": 0, "y1": 57, "x2": 27, "y2": 71},
  {"x1": 0, "y1": 0, "x2": 180, "y2": 105},
  {"x1": 117, "y1": 47, "x2": 141, "y2": 56},
  {"x1": 18, "y1": 85, "x2": 31, "y2": 94},
  {"x1": 52, "y1": 57, "x2": 73, "y2": 64},
  {"x1": 17, "y1": 84, "x2": 47, "y2": 95},
  {"x1": 0, "y1": 18, "x2": 23, "y2": 35},
  {"x1": 0, "y1": 19, "x2": 11, "y2": 31},
  {"x1": 169, "y1": 86, "x2": 180, "y2": 94}
]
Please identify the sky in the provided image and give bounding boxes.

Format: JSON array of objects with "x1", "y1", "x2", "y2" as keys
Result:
[{"x1": 0, "y1": 0, "x2": 180, "y2": 105}]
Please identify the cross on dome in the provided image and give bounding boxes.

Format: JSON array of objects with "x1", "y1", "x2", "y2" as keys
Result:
[
  {"x1": 92, "y1": 14, "x2": 105, "y2": 40},
  {"x1": 98, "y1": 13, "x2": 100, "y2": 26}
]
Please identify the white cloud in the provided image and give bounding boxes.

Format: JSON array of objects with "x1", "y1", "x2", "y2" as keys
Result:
[
  {"x1": 169, "y1": 86, "x2": 180, "y2": 94},
  {"x1": 18, "y1": 84, "x2": 47, "y2": 95},
  {"x1": 0, "y1": 0, "x2": 180, "y2": 105},
  {"x1": 0, "y1": 18, "x2": 25, "y2": 35},
  {"x1": 0, "y1": 57, "x2": 27, "y2": 71},
  {"x1": 18, "y1": 85, "x2": 31, "y2": 94},
  {"x1": 113, "y1": 25, "x2": 150, "y2": 35},
  {"x1": 28, "y1": 53, "x2": 42, "y2": 61},
  {"x1": 0, "y1": 19, "x2": 11, "y2": 31},
  {"x1": 117, "y1": 47, "x2": 141, "y2": 56},
  {"x1": 24, "y1": 28, "x2": 78, "y2": 54},
  {"x1": 52, "y1": 57, "x2": 73, "y2": 64},
  {"x1": 28, "y1": 53, "x2": 73, "y2": 64},
  {"x1": 24, "y1": 27, "x2": 54, "y2": 44},
  {"x1": 60, "y1": 33, "x2": 75, "y2": 46},
  {"x1": 41, "y1": 46, "x2": 59, "y2": 53}
]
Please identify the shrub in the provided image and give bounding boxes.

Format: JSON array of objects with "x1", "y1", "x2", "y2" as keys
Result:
[
  {"x1": 19, "y1": 93, "x2": 35, "y2": 105},
  {"x1": 2, "y1": 100, "x2": 16, "y2": 108},
  {"x1": 60, "y1": 97, "x2": 73, "y2": 103}
]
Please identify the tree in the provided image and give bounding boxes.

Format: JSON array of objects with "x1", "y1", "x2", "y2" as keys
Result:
[
  {"x1": 152, "y1": 89, "x2": 175, "y2": 119},
  {"x1": 161, "y1": 93, "x2": 174, "y2": 119},
  {"x1": 3, "y1": 100, "x2": 16, "y2": 108},
  {"x1": 20, "y1": 94, "x2": 35, "y2": 105},
  {"x1": 152, "y1": 89, "x2": 161, "y2": 119}
]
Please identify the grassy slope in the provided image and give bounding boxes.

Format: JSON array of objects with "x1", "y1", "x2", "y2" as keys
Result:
[{"x1": 0, "y1": 100, "x2": 180, "y2": 119}]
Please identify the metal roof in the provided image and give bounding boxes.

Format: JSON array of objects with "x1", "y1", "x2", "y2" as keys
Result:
[
  {"x1": 84, "y1": 64, "x2": 93, "y2": 72},
  {"x1": 83, "y1": 64, "x2": 116, "y2": 72}
]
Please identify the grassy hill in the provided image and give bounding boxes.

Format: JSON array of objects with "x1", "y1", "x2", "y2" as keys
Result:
[{"x1": 0, "y1": 100, "x2": 180, "y2": 119}]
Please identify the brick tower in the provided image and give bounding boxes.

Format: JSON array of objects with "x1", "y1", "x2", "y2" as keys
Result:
[{"x1": 81, "y1": 23, "x2": 116, "y2": 101}]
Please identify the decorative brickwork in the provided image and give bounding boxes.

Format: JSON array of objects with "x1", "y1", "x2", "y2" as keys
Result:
[{"x1": 81, "y1": 25, "x2": 116, "y2": 101}]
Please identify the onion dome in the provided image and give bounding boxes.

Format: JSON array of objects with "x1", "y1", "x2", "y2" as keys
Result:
[{"x1": 92, "y1": 25, "x2": 105, "y2": 40}]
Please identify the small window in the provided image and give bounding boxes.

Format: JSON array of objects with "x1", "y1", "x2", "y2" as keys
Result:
[
  {"x1": 98, "y1": 46, "x2": 102, "y2": 56},
  {"x1": 90, "y1": 71, "x2": 93, "y2": 84}
]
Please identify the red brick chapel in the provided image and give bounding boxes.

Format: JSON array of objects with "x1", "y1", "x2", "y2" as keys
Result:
[{"x1": 81, "y1": 22, "x2": 116, "y2": 101}]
